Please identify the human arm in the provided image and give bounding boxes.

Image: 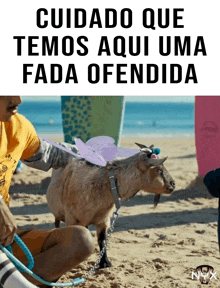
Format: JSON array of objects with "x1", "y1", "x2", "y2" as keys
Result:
[
  {"x1": 21, "y1": 138, "x2": 78, "y2": 171},
  {"x1": 0, "y1": 195, "x2": 17, "y2": 246}
]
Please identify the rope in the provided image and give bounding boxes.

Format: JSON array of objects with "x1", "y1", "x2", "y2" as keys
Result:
[
  {"x1": 0, "y1": 148, "x2": 122, "y2": 286},
  {"x1": 6, "y1": 234, "x2": 34, "y2": 272},
  {"x1": 0, "y1": 239, "x2": 85, "y2": 287},
  {"x1": 0, "y1": 206, "x2": 120, "y2": 286}
]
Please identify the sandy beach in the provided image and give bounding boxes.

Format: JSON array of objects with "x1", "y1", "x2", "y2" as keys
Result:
[{"x1": 9, "y1": 136, "x2": 219, "y2": 288}]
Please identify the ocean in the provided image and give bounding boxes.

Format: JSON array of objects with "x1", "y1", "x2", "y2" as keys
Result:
[{"x1": 18, "y1": 100, "x2": 195, "y2": 138}]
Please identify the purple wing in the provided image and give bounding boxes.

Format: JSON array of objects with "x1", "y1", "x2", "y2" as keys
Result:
[
  {"x1": 86, "y1": 136, "x2": 139, "y2": 160},
  {"x1": 43, "y1": 138, "x2": 80, "y2": 158},
  {"x1": 115, "y1": 147, "x2": 139, "y2": 158},
  {"x1": 86, "y1": 136, "x2": 117, "y2": 161},
  {"x1": 43, "y1": 137, "x2": 139, "y2": 166},
  {"x1": 86, "y1": 136, "x2": 115, "y2": 147},
  {"x1": 75, "y1": 138, "x2": 107, "y2": 166}
]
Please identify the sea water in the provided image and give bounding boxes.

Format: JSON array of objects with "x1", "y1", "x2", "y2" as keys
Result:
[{"x1": 18, "y1": 99, "x2": 194, "y2": 138}]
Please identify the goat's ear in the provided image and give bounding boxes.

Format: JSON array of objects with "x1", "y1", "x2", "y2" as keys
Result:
[
  {"x1": 135, "y1": 143, "x2": 152, "y2": 154},
  {"x1": 148, "y1": 157, "x2": 168, "y2": 167},
  {"x1": 135, "y1": 142, "x2": 147, "y2": 149}
]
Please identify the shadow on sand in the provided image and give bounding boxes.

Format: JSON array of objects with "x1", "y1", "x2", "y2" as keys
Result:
[{"x1": 10, "y1": 174, "x2": 218, "y2": 232}]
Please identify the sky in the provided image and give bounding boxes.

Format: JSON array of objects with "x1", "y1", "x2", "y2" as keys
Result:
[{"x1": 21, "y1": 96, "x2": 195, "y2": 103}]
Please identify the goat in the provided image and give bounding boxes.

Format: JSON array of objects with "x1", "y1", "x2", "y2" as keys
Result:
[{"x1": 46, "y1": 144, "x2": 175, "y2": 269}]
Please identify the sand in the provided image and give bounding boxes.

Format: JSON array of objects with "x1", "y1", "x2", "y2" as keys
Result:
[{"x1": 9, "y1": 136, "x2": 219, "y2": 288}]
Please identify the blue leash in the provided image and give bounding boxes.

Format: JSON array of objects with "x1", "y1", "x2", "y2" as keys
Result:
[
  {"x1": 0, "y1": 234, "x2": 85, "y2": 287},
  {"x1": 5, "y1": 234, "x2": 34, "y2": 272}
]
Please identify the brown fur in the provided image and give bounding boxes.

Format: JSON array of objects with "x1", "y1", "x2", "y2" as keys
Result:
[{"x1": 46, "y1": 150, "x2": 175, "y2": 268}]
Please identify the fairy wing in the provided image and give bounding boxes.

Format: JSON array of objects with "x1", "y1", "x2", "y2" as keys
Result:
[
  {"x1": 86, "y1": 136, "x2": 140, "y2": 160},
  {"x1": 75, "y1": 138, "x2": 107, "y2": 166},
  {"x1": 115, "y1": 147, "x2": 139, "y2": 158},
  {"x1": 86, "y1": 136, "x2": 117, "y2": 161},
  {"x1": 44, "y1": 137, "x2": 140, "y2": 166},
  {"x1": 43, "y1": 139, "x2": 80, "y2": 158}
]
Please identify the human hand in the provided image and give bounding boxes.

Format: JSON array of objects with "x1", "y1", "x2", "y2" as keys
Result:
[{"x1": 0, "y1": 198, "x2": 17, "y2": 247}]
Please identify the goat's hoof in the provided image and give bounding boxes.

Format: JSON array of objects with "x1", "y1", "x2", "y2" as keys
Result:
[{"x1": 98, "y1": 260, "x2": 112, "y2": 270}]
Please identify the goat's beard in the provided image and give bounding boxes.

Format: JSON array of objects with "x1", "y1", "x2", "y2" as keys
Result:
[{"x1": 154, "y1": 194, "x2": 160, "y2": 208}]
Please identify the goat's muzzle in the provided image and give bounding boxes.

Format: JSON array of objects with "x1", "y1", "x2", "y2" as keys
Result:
[{"x1": 167, "y1": 180, "x2": 175, "y2": 193}]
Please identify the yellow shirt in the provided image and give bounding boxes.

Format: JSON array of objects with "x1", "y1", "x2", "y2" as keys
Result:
[{"x1": 0, "y1": 114, "x2": 40, "y2": 204}]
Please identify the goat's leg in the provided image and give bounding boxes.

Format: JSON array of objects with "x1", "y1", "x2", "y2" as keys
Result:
[
  {"x1": 55, "y1": 218, "x2": 60, "y2": 228},
  {"x1": 97, "y1": 225, "x2": 112, "y2": 269}
]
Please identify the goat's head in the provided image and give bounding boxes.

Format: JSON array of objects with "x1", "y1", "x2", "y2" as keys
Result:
[{"x1": 135, "y1": 143, "x2": 175, "y2": 195}]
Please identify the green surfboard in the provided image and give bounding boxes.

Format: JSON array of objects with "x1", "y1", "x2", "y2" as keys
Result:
[{"x1": 61, "y1": 96, "x2": 125, "y2": 146}]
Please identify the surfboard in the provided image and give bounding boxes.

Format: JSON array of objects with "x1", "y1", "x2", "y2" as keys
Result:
[
  {"x1": 61, "y1": 96, "x2": 125, "y2": 146},
  {"x1": 195, "y1": 96, "x2": 220, "y2": 177}
]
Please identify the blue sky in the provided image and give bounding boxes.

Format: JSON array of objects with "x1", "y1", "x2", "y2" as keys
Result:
[{"x1": 22, "y1": 96, "x2": 195, "y2": 103}]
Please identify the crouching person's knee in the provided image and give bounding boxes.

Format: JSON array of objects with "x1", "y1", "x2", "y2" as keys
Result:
[
  {"x1": 41, "y1": 225, "x2": 95, "y2": 276},
  {"x1": 65, "y1": 226, "x2": 95, "y2": 264},
  {"x1": 74, "y1": 226, "x2": 95, "y2": 260}
]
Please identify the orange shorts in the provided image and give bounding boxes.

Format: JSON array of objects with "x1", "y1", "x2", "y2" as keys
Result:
[{"x1": 11, "y1": 229, "x2": 51, "y2": 265}]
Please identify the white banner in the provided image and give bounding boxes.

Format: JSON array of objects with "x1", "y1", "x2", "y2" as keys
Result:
[{"x1": 0, "y1": 0, "x2": 219, "y2": 95}]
